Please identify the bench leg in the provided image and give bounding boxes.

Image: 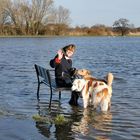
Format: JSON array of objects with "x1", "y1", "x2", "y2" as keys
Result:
[
  {"x1": 37, "y1": 82, "x2": 40, "y2": 99},
  {"x1": 49, "y1": 89, "x2": 53, "y2": 108},
  {"x1": 59, "y1": 91, "x2": 61, "y2": 100}
]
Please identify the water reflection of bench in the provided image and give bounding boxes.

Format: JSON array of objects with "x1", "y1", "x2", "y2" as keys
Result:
[{"x1": 34, "y1": 64, "x2": 71, "y2": 108}]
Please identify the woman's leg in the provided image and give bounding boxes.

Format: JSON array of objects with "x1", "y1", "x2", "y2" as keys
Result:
[
  {"x1": 56, "y1": 78, "x2": 79, "y2": 106},
  {"x1": 69, "y1": 91, "x2": 79, "y2": 106}
]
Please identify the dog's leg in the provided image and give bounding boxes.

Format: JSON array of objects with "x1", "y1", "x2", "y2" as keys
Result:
[
  {"x1": 100, "y1": 99, "x2": 109, "y2": 112},
  {"x1": 93, "y1": 98, "x2": 99, "y2": 110},
  {"x1": 83, "y1": 97, "x2": 89, "y2": 108},
  {"x1": 93, "y1": 103, "x2": 98, "y2": 110},
  {"x1": 82, "y1": 93, "x2": 89, "y2": 108},
  {"x1": 82, "y1": 84, "x2": 90, "y2": 108},
  {"x1": 92, "y1": 93, "x2": 99, "y2": 110},
  {"x1": 108, "y1": 101, "x2": 111, "y2": 110}
]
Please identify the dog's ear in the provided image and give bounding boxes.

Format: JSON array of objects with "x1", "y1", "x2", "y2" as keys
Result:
[
  {"x1": 86, "y1": 70, "x2": 91, "y2": 75},
  {"x1": 74, "y1": 69, "x2": 78, "y2": 75}
]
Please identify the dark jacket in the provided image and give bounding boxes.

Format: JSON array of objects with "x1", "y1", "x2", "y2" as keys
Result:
[{"x1": 50, "y1": 55, "x2": 73, "y2": 87}]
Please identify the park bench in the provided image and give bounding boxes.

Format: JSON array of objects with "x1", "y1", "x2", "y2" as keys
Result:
[{"x1": 34, "y1": 64, "x2": 71, "y2": 108}]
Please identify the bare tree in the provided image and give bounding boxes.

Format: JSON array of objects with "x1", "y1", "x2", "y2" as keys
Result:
[
  {"x1": 0, "y1": 0, "x2": 72, "y2": 35},
  {"x1": 30, "y1": 0, "x2": 53, "y2": 34},
  {"x1": 113, "y1": 18, "x2": 131, "y2": 36},
  {"x1": 45, "y1": 5, "x2": 71, "y2": 35},
  {"x1": 50, "y1": 6, "x2": 71, "y2": 25},
  {"x1": 1, "y1": 0, "x2": 54, "y2": 35},
  {"x1": 0, "y1": 0, "x2": 11, "y2": 24},
  {"x1": 19, "y1": 1, "x2": 32, "y2": 34}
]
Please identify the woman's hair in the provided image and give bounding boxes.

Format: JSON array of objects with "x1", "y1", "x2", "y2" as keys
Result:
[{"x1": 62, "y1": 44, "x2": 76, "y2": 54}]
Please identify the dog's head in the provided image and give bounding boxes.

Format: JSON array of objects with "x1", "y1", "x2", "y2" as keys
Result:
[
  {"x1": 75, "y1": 69, "x2": 91, "y2": 77},
  {"x1": 71, "y1": 79, "x2": 86, "y2": 92}
]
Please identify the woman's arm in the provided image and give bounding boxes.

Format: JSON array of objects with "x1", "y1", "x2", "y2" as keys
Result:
[{"x1": 50, "y1": 49, "x2": 64, "y2": 68}]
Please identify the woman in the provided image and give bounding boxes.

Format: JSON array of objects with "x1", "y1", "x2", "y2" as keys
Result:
[{"x1": 50, "y1": 44, "x2": 79, "y2": 106}]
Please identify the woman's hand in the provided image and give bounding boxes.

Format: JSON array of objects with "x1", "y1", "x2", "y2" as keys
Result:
[{"x1": 57, "y1": 49, "x2": 63, "y2": 60}]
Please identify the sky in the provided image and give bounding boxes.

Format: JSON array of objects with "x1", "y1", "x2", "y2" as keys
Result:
[{"x1": 54, "y1": 0, "x2": 140, "y2": 27}]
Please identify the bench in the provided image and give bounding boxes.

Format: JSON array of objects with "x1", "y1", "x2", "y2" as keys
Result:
[{"x1": 34, "y1": 64, "x2": 71, "y2": 108}]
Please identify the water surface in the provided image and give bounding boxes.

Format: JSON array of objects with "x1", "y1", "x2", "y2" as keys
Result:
[{"x1": 0, "y1": 37, "x2": 140, "y2": 140}]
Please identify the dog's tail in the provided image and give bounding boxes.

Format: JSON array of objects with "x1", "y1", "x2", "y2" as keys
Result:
[{"x1": 107, "y1": 73, "x2": 114, "y2": 86}]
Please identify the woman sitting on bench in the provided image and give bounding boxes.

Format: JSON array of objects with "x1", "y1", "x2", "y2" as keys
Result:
[{"x1": 49, "y1": 44, "x2": 79, "y2": 106}]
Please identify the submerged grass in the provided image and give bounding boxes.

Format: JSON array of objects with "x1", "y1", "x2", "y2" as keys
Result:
[
  {"x1": 32, "y1": 114, "x2": 52, "y2": 123},
  {"x1": 32, "y1": 114, "x2": 69, "y2": 125},
  {"x1": 54, "y1": 114, "x2": 68, "y2": 125}
]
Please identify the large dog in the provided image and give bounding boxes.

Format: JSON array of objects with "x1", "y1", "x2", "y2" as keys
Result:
[{"x1": 72, "y1": 72, "x2": 114, "y2": 112}]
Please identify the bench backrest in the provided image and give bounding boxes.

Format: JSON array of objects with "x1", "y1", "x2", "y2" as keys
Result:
[
  {"x1": 34, "y1": 64, "x2": 48, "y2": 79},
  {"x1": 34, "y1": 64, "x2": 56, "y2": 87},
  {"x1": 34, "y1": 64, "x2": 73, "y2": 93}
]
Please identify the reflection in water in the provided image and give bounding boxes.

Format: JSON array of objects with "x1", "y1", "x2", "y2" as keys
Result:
[
  {"x1": 92, "y1": 111, "x2": 112, "y2": 132},
  {"x1": 72, "y1": 108, "x2": 112, "y2": 139},
  {"x1": 35, "y1": 122, "x2": 52, "y2": 138},
  {"x1": 36, "y1": 95, "x2": 113, "y2": 140},
  {"x1": 35, "y1": 101, "x2": 82, "y2": 140},
  {"x1": 35, "y1": 87, "x2": 113, "y2": 139}
]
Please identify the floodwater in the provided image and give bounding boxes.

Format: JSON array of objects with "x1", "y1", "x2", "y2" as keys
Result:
[{"x1": 0, "y1": 36, "x2": 140, "y2": 140}]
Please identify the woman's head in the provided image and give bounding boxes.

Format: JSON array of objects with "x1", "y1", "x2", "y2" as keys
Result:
[{"x1": 62, "y1": 44, "x2": 76, "y2": 58}]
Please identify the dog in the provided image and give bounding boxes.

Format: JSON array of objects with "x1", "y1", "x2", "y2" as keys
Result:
[{"x1": 72, "y1": 73, "x2": 114, "y2": 111}]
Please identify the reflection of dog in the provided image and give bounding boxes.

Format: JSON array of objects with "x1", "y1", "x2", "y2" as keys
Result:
[
  {"x1": 72, "y1": 73, "x2": 114, "y2": 111},
  {"x1": 71, "y1": 108, "x2": 112, "y2": 136}
]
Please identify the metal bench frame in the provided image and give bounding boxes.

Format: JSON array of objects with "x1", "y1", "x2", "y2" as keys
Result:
[{"x1": 34, "y1": 64, "x2": 71, "y2": 108}]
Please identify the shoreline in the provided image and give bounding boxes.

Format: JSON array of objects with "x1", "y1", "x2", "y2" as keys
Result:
[{"x1": 0, "y1": 34, "x2": 140, "y2": 38}]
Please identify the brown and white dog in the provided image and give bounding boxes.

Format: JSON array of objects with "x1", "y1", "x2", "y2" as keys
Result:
[{"x1": 72, "y1": 72, "x2": 114, "y2": 111}]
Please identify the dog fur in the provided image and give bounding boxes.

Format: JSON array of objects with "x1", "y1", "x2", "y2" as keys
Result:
[{"x1": 72, "y1": 72, "x2": 114, "y2": 111}]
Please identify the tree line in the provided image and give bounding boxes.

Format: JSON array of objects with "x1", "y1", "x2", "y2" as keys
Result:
[
  {"x1": 0, "y1": 0, "x2": 140, "y2": 36},
  {"x1": 0, "y1": 0, "x2": 70, "y2": 35}
]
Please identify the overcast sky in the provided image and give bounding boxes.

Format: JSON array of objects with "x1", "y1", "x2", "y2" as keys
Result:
[{"x1": 54, "y1": 0, "x2": 140, "y2": 27}]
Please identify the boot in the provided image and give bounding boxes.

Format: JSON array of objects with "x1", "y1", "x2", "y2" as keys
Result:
[{"x1": 69, "y1": 91, "x2": 79, "y2": 106}]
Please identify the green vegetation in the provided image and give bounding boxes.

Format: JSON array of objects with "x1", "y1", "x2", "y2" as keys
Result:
[
  {"x1": 54, "y1": 114, "x2": 68, "y2": 125},
  {"x1": 32, "y1": 114, "x2": 52, "y2": 123},
  {"x1": 32, "y1": 114, "x2": 69, "y2": 125}
]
